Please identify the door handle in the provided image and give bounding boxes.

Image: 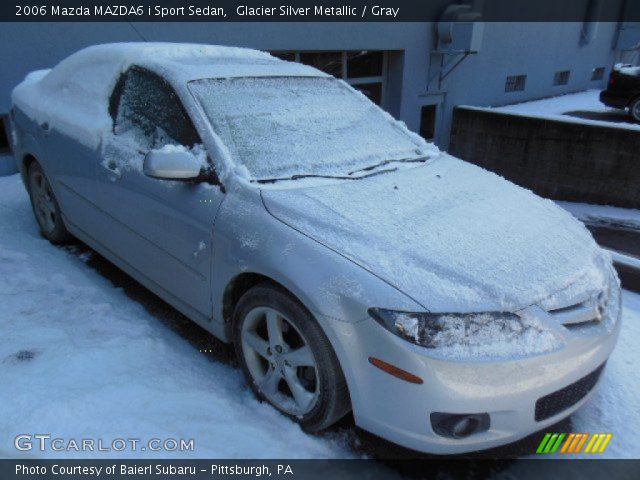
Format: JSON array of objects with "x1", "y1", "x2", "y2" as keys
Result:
[{"x1": 101, "y1": 160, "x2": 122, "y2": 179}]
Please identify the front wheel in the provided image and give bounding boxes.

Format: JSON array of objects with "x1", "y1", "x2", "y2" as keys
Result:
[
  {"x1": 27, "y1": 161, "x2": 71, "y2": 243},
  {"x1": 233, "y1": 284, "x2": 350, "y2": 432},
  {"x1": 629, "y1": 97, "x2": 640, "y2": 122}
]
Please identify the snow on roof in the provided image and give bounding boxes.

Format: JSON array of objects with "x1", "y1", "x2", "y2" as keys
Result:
[
  {"x1": 613, "y1": 63, "x2": 640, "y2": 76},
  {"x1": 54, "y1": 42, "x2": 323, "y2": 85},
  {"x1": 11, "y1": 42, "x2": 324, "y2": 150}
]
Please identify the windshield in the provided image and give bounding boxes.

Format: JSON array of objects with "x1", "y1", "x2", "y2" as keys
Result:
[{"x1": 190, "y1": 77, "x2": 428, "y2": 181}]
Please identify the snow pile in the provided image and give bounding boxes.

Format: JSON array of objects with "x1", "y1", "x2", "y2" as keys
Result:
[
  {"x1": 151, "y1": 143, "x2": 210, "y2": 172},
  {"x1": 21, "y1": 69, "x2": 50, "y2": 84},
  {"x1": 102, "y1": 123, "x2": 209, "y2": 176},
  {"x1": 263, "y1": 155, "x2": 609, "y2": 313},
  {"x1": 11, "y1": 43, "x2": 280, "y2": 151},
  {"x1": 488, "y1": 90, "x2": 609, "y2": 116},
  {"x1": 100, "y1": 135, "x2": 209, "y2": 179},
  {"x1": 394, "y1": 312, "x2": 562, "y2": 360},
  {"x1": 465, "y1": 90, "x2": 640, "y2": 131},
  {"x1": 155, "y1": 142, "x2": 207, "y2": 161},
  {"x1": 191, "y1": 77, "x2": 433, "y2": 181},
  {"x1": 557, "y1": 201, "x2": 640, "y2": 231},
  {"x1": 0, "y1": 174, "x2": 350, "y2": 459}
]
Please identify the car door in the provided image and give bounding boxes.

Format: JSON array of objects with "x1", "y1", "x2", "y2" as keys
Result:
[
  {"x1": 93, "y1": 66, "x2": 225, "y2": 322},
  {"x1": 18, "y1": 61, "x2": 115, "y2": 236}
]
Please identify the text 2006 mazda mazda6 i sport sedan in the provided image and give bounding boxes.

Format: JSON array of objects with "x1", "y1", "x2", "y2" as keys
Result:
[{"x1": 11, "y1": 43, "x2": 621, "y2": 454}]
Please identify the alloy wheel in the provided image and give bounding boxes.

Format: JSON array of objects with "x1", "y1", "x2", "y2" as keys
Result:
[
  {"x1": 30, "y1": 171, "x2": 57, "y2": 233},
  {"x1": 240, "y1": 306, "x2": 320, "y2": 416}
]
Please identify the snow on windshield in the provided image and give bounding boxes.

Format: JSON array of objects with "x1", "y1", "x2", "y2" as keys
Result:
[{"x1": 190, "y1": 77, "x2": 427, "y2": 180}]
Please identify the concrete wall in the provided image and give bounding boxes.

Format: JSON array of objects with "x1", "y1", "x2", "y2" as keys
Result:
[{"x1": 450, "y1": 107, "x2": 640, "y2": 209}]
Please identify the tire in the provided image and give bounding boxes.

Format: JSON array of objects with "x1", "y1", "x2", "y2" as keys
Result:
[
  {"x1": 27, "y1": 161, "x2": 71, "y2": 244},
  {"x1": 629, "y1": 97, "x2": 640, "y2": 122},
  {"x1": 233, "y1": 283, "x2": 351, "y2": 432}
]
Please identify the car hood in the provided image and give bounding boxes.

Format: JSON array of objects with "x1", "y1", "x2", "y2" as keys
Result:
[{"x1": 261, "y1": 155, "x2": 609, "y2": 312}]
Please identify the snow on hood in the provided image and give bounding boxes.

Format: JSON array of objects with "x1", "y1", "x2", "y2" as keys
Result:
[{"x1": 262, "y1": 155, "x2": 609, "y2": 312}]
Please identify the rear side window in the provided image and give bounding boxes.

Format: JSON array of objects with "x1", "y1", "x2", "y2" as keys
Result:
[{"x1": 110, "y1": 66, "x2": 200, "y2": 150}]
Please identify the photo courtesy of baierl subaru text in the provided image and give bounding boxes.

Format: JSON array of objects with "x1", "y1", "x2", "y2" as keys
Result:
[{"x1": 0, "y1": 1, "x2": 639, "y2": 479}]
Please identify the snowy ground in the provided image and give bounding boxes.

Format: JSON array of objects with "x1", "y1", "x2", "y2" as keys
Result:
[
  {"x1": 0, "y1": 173, "x2": 352, "y2": 459},
  {"x1": 0, "y1": 172, "x2": 639, "y2": 460},
  {"x1": 465, "y1": 89, "x2": 640, "y2": 131}
]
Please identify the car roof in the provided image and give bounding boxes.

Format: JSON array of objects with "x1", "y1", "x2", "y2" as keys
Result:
[
  {"x1": 50, "y1": 42, "x2": 327, "y2": 86},
  {"x1": 11, "y1": 42, "x2": 330, "y2": 155}
]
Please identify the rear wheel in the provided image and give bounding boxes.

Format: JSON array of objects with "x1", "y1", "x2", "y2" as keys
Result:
[
  {"x1": 629, "y1": 97, "x2": 640, "y2": 122},
  {"x1": 233, "y1": 284, "x2": 350, "y2": 432},
  {"x1": 27, "y1": 161, "x2": 71, "y2": 243}
]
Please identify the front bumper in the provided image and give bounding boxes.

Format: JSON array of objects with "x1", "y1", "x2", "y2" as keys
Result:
[
  {"x1": 599, "y1": 90, "x2": 630, "y2": 110},
  {"x1": 322, "y1": 309, "x2": 621, "y2": 455}
]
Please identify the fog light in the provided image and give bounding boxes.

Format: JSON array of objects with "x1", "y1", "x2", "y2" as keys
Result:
[{"x1": 430, "y1": 412, "x2": 490, "y2": 439}]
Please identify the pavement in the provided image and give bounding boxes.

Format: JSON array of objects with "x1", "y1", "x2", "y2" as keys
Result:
[{"x1": 588, "y1": 225, "x2": 640, "y2": 293}]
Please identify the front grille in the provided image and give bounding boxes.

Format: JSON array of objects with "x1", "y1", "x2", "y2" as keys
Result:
[
  {"x1": 535, "y1": 363, "x2": 606, "y2": 422},
  {"x1": 546, "y1": 295, "x2": 603, "y2": 328}
]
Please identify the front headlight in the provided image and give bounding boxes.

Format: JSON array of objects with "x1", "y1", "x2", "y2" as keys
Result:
[
  {"x1": 601, "y1": 266, "x2": 622, "y2": 329},
  {"x1": 369, "y1": 308, "x2": 563, "y2": 359}
]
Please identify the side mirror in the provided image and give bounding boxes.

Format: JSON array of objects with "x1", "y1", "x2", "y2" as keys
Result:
[{"x1": 143, "y1": 148, "x2": 202, "y2": 181}]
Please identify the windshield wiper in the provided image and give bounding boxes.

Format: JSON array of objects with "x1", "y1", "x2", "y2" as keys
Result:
[
  {"x1": 254, "y1": 168, "x2": 396, "y2": 184},
  {"x1": 347, "y1": 155, "x2": 429, "y2": 176}
]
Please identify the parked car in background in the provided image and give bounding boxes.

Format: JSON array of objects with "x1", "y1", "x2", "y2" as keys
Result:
[
  {"x1": 11, "y1": 43, "x2": 622, "y2": 455},
  {"x1": 600, "y1": 64, "x2": 640, "y2": 121}
]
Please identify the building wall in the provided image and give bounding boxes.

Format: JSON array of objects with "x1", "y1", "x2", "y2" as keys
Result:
[
  {"x1": 0, "y1": 22, "x2": 430, "y2": 133},
  {"x1": 431, "y1": 22, "x2": 623, "y2": 146},
  {"x1": 0, "y1": 17, "x2": 634, "y2": 152}
]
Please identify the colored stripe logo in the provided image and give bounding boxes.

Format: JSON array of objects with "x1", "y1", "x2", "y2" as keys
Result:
[{"x1": 537, "y1": 433, "x2": 612, "y2": 454}]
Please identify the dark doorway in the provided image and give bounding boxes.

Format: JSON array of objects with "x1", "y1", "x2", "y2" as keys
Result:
[
  {"x1": 0, "y1": 116, "x2": 11, "y2": 153},
  {"x1": 419, "y1": 104, "x2": 437, "y2": 141}
]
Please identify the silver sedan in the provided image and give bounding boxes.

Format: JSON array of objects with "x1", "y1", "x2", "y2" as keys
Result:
[{"x1": 11, "y1": 43, "x2": 621, "y2": 454}]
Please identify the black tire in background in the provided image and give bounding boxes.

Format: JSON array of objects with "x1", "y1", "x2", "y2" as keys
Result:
[
  {"x1": 27, "y1": 161, "x2": 72, "y2": 244},
  {"x1": 629, "y1": 97, "x2": 640, "y2": 122},
  {"x1": 233, "y1": 283, "x2": 351, "y2": 432}
]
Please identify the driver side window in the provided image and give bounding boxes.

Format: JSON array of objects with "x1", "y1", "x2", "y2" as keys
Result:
[{"x1": 110, "y1": 66, "x2": 200, "y2": 151}]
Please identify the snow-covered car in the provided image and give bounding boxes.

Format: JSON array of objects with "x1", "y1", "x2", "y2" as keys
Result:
[
  {"x1": 10, "y1": 43, "x2": 621, "y2": 454},
  {"x1": 600, "y1": 63, "x2": 640, "y2": 121}
]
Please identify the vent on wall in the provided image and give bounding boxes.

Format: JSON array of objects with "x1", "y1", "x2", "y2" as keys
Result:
[
  {"x1": 591, "y1": 67, "x2": 605, "y2": 81},
  {"x1": 505, "y1": 75, "x2": 526, "y2": 92},
  {"x1": 0, "y1": 116, "x2": 11, "y2": 154},
  {"x1": 553, "y1": 70, "x2": 571, "y2": 86}
]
